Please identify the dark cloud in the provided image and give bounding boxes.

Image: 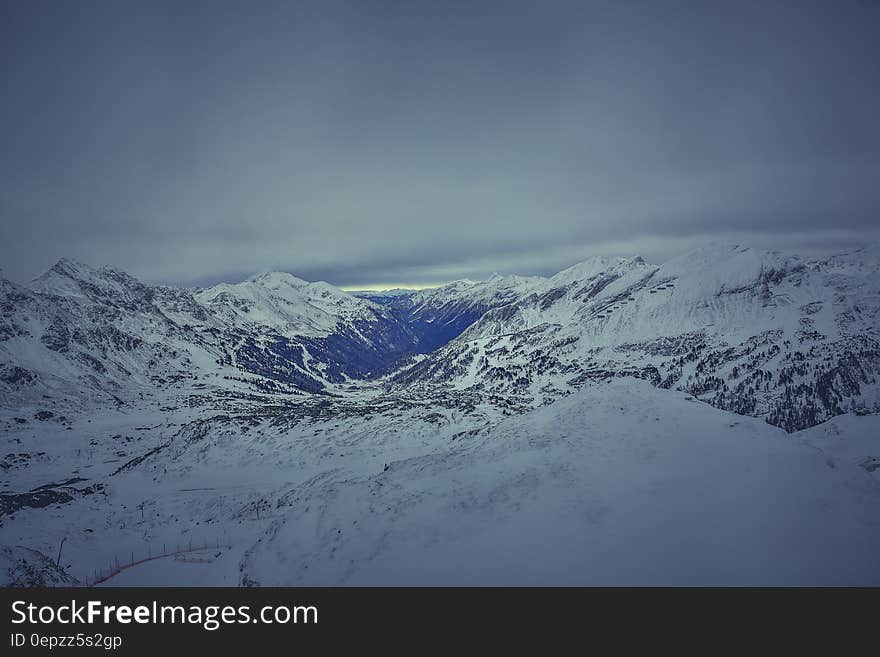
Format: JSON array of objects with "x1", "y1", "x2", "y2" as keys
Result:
[{"x1": 2, "y1": 1, "x2": 878, "y2": 287}]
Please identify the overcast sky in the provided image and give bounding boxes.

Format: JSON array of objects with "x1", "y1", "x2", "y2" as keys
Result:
[{"x1": 1, "y1": 0, "x2": 878, "y2": 289}]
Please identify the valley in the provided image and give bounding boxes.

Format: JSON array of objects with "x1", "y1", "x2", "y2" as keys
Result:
[{"x1": 2, "y1": 244, "x2": 879, "y2": 585}]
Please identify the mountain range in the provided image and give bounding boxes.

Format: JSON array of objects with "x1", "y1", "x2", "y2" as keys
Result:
[
  {"x1": 3, "y1": 243, "x2": 878, "y2": 430},
  {"x1": 2, "y1": 243, "x2": 879, "y2": 585}
]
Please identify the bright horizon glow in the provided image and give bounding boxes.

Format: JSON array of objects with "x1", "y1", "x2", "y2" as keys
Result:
[{"x1": 340, "y1": 282, "x2": 443, "y2": 293}]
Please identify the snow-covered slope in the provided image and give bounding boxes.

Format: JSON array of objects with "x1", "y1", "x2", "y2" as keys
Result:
[
  {"x1": 1, "y1": 260, "x2": 213, "y2": 411},
  {"x1": 197, "y1": 272, "x2": 382, "y2": 338},
  {"x1": 385, "y1": 274, "x2": 545, "y2": 353},
  {"x1": 4, "y1": 378, "x2": 878, "y2": 586},
  {"x1": 236, "y1": 381, "x2": 880, "y2": 585},
  {"x1": 395, "y1": 244, "x2": 880, "y2": 431},
  {"x1": 4, "y1": 245, "x2": 879, "y2": 428},
  {"x1": 0, "y1": 545, "x2": 79, "y2": 587},
  {"x1": 3, "y1": 243, "x2": 880, "y2": 586},
  {"x1": 0, "y1": 260, "x2": 425, "y2": 407}
]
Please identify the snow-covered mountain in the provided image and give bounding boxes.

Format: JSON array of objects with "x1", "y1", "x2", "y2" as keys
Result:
[
  {"x1": 0, "y1": 260, "x2": 424, "y2": 409},
  {"x1": 239, "y1": 381, "x2": 880, "y2": 585},
  {"x1": 193, "y1": 270, "x2": 422, "y2": 386},
  {"x1": 3, "y1": 378, "x2": 878, "y2": 586},
  {"x1": 197, "y1": 272, "x2": 383, "y2": 338},
  {"x1": 382, "y1": 274, "x2": 545, "y2": 353},
  {"x1": 2, "y1": 243, "x2": 880, "y2": 586},
  {"x1": 394, "y1": 244, "x2": 880, "y2": 431},
  {"x1": 1, "y1": 259, "x2": 211, "y2": 409},
  {"x1": 3, "y1": 244, "x2": 879, "y2": 428}
]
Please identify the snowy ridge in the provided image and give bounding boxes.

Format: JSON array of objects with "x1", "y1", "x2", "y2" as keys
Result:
[
  {"x1": 2, "y1": 243, "x2": 880, "y2": 585},
  {"x1": 394, "y1": 244, "x2": 880, "y2": 431},
  {"x1": 3, "y1": 244, "x2": 880, "y2": 429},
  {"x1": 239, "y1": 381, "x2": 880, "y2": 585},
  {"x1": 197, "y1": 272, "x2": 383, "y2": 339},
  {"x1": 3, "y1": 378, "x2": 876, "y2": 586},
  {"x1": 1, "y1": 260, "x2": 423, "y2": 406}
]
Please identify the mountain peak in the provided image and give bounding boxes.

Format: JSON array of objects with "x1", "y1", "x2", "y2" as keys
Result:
[
  {"x1": 245, "y1": 271, "x2": 311, "y2": 288},
  {"x1": 550, "y1": 254, "x2": 648, "y2": 285},
  {"x1": 46, "y1": 257, "x2": 94, "y2": 277},
  {"x1": 27, "y1": 258, "x2": 150, "y2": 303},
  {"x1": 30, "y1": 258, "x2": 102, "y2": 292}
]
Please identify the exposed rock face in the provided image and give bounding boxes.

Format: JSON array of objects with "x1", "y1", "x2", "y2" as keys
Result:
[
  {"x1": 393, "y1": 245, "x2": 880, "y2": 431},
  {"x1": 2, "y1": 244, "x2": 879, "y2": 431},
  {"x1": 2, "y1": 244, "x2": 879, "y2": 587},
  {"x1": 0, "y1": 545, "x2": 79, "y2": 587}
]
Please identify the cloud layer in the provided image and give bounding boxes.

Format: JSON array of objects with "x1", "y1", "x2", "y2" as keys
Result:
[{"x1": 2, "y1": 1, "x2": 878, "y2": 287}]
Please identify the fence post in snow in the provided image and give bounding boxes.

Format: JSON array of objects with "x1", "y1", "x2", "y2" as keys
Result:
[{"x1": 56, "y1": 536, "x2": 66, "y2": 567}]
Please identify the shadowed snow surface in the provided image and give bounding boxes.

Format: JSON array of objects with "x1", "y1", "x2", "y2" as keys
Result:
[{"x1": 240, "y1": 382, "x2": 880, "y2": 585}]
